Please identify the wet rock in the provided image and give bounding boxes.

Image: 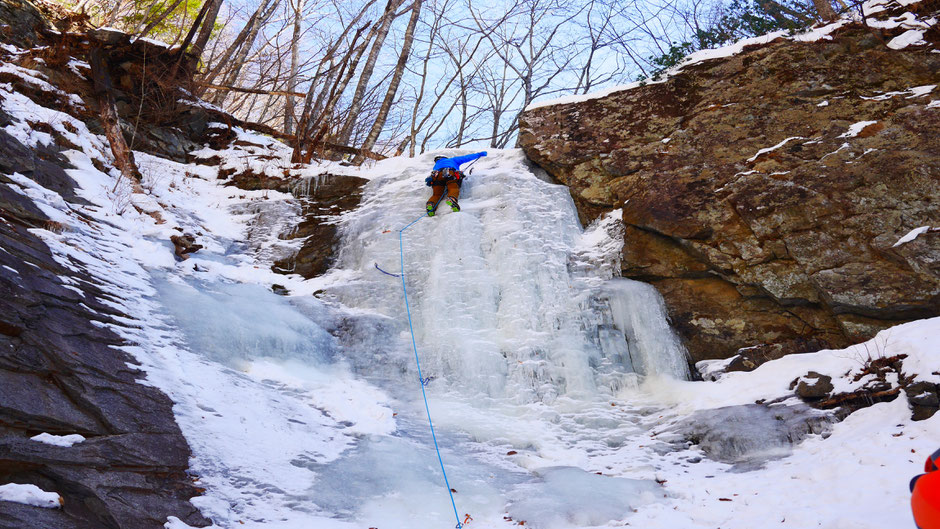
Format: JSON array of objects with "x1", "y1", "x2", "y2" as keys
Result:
[
  {"x1": 790, "y1": 371, "x2": 834, "y2": 400},
  {"x1": 224, "y1": 168, "x2": 293, "y2": 192},
  {"x1": 904, "y1": 381, "x2": 940, "y2": 421},
  {"x1": 272, "y1": 173, "x2": 368, "y2": 279},
  {"x1": 520, "y1": 22, "x2": 940, "y2": 363},
  {"x1": 0, "y1": 128, "x2": 85, "y2": 206},
  {"x1": 170, "y1": 233, "x2": 203, "y2": 260},
  {"x1": 0, "y1": 0, "x2": 49, "y2": 48},
  {"x1": 0, "y1": 128, "x2": 208, "y2": 527}
]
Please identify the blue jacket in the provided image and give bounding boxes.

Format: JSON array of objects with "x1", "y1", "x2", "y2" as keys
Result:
[{"x1": 432, "y1": 152, "x2": 487, "y2": 171}]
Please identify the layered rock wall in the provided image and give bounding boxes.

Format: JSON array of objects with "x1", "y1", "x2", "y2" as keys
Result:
[
  {"x1": 520, "y1": 11, "x2": 939, "y2": 364},
  {"x1": 0, "y1": 133, "x2": 209, "y2": 527},
  {"x1": 0, "y1": 1, "x2": 212, "y2": 526}
]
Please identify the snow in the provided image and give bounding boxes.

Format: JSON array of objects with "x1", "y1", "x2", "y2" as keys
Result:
[
  {"x1": 893, "y1": 225, "x2": 933, "y2": 247},
  {"x1": 0, "y1": 64, "x2": 84, "y2": 108},
  {"x1": 165, "y1": 517, "x2": 201, "y2": 529},
  {"x1": 0, "y1": 483, "x2": 61, "y2": 508},
  {"x1": 136, "y1": 36, "x2": 171, "y2": 48},
  {"x1": 839, "y1": 120, "x2": 878, "y2": 138},
  {"x1": 908, "y1": 84, "x2": 937, "y2": 98},
  {"x1": 862, "y1": 84, "x2": 936, "y2": 101},
  {"x1": 791, "y1": 19, "x2": 851, "y2": 41},
  {"x1": 747, "y1": 136, "x2": 804, "y2": 162},
  {"x1": 30, "y1": 433, "x2": 85, "y2": 447},
  {"x1": 3, "y1": 54, "x2": 939, "y2": 529},
  {"x1": 888, "y1": 29, "x2": 927, "y2": 49}
]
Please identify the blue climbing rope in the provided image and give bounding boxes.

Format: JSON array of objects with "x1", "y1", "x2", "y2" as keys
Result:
[{"x1": 398, "y1": 213, "x2": 463, "y2": 529}]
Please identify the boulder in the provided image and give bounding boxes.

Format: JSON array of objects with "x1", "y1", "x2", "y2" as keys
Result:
[
  {"x1": 904, "y1": 381, "x2": 940, "y2": 421},
  {"x1": 790, "y1": 371, "x2": 835, "y2": 400},
  {"x1": 0, "y1": 0, "x2": 49, "y2": 48}
]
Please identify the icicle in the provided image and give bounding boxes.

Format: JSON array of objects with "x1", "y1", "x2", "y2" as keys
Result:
[{"x1": 604, "y1": 278, "x2": 691, "y2": 380}]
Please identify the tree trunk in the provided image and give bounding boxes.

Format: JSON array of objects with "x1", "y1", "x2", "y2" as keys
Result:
[
  {"x1": 192, "y1": 0, "x2": 224, "y2": 58},
  {"x1": 292, "y1": 23, "x2": 371, "y2": 163},
  {"x1": 289, "y1": 0, "x2": 379, "y2": 154},
  {"x1": 355, "y1": 0, "x2": 422, "y2": 163},
  {"x1": 810, "y1": 0, "x2": 838, "y2": 21},
  {"x1": 334, "y1": 0, "x2": 407, "y2": 147},
  {"x1": 212, "y1": 0, "x2": 280, "y2": 106},
  {"x1": 138, "y1": 0, "x2": 187, "y2": 38},
  {"x1": 105, "y1": 0, "x2": 128, "y2": 26},
  {"x1": 89, "y1": 48, "x2": 140, "y2": 188},
  {"x1": 199, "y1": 0, "x2": 273, "y2": 90},
  {"x1": 284, "y1": 0, "x2": 305, "y2": 134}
]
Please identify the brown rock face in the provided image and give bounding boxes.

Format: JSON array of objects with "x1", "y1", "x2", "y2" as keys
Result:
[
  {"x1": 273, "y1": 174, "x2": 368, "y2": 279},
  {"x1": 519, "y1": 21, "x2": 940, "y2": 363}
]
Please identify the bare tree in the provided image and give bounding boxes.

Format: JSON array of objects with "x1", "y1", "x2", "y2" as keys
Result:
[
  {"x1": 355, "y1": 0, "x2": 423, "y2": 162},
  {"x1": 212, "y1": 0, "x2": 282, "y2": 105},
  {"x1": 335, "y1": 0, "x2": 408, "y2": 147},
  {"x1": 199, "y1": 0, "x2": 279, "y2": 92},
  {"x1": 192, "y1": 0, "x2": 225, "y2": 57},
  {"x1": 284, "y1": 0, "x2": 306, "y2": 134},
  {"x1": 292, "y1": 20, "x2": 374, "y2": 162}
]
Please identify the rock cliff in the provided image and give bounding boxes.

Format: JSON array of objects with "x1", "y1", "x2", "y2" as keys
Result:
[
  {"x1": 0, "y1": 131, "x2": 210, "y2": 529},
  {"x1": 519, "y1": 4, "x2": 940, "y2": 365}
]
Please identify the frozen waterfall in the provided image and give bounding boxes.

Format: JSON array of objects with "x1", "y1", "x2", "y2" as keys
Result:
[
  {"x1": 324, "y1": 150, "x2": 690, "y2": 404},
  {"x1": 147, "y1": 149, "x2": 695, "y2": 529}
]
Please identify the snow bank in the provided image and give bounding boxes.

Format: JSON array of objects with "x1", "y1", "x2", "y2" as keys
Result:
[
  {"x1": 646, "y1": 316, "x2": 940, "y2": 412},
  {"x1": 0, "y1": 483, "x2": 61, "y2": 508}
]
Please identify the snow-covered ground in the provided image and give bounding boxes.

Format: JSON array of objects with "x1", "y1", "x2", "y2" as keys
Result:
[{"x1": 1, "y1": 50, "x2": 938, "y2": 529}]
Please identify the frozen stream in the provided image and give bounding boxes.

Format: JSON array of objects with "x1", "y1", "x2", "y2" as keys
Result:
[
  {"x1": 146, "y1": 151, "x2": 696, "y2": 528},
  {"x1": 136, "y1": 150, "x2": 837, "y2": 529}
]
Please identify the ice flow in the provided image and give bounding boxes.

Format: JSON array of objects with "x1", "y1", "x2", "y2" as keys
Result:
[
  {"x1": 325, "y1": 150, "x2": 690, "y2": 404},
  {"x1": 151, "y1": 149, "x2": 692, "y2": 528}
]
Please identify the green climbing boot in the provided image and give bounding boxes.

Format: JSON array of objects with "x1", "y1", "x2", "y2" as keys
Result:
[
  {"x1": 446, "y1": 197, "x2": 460, "y2": 212},
  {"x1": 426, "y1": 203, "x2": 436, "y2": 217}
]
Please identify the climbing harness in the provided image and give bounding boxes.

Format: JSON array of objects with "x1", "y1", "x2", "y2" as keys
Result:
[{"x1": 398, "y1": 213, "x2": 463, "y2": 529}]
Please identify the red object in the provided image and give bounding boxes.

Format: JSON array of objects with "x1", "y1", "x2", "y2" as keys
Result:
[{"x1": 912, "y1": 449, "x2": 940, "y2": 528}]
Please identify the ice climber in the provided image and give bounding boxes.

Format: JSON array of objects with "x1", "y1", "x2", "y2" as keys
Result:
[{"x1": 425, "y1": 151, "x2": 487, "y2": 216}]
